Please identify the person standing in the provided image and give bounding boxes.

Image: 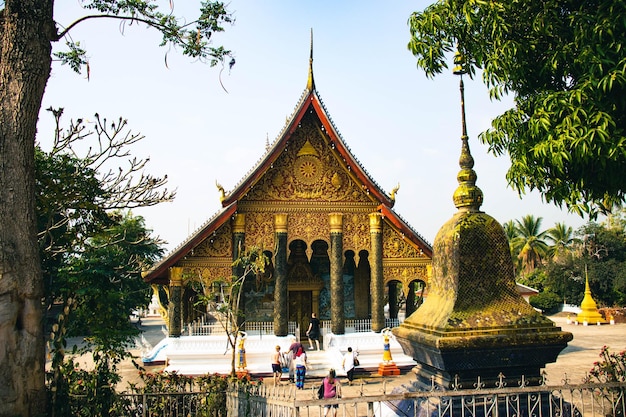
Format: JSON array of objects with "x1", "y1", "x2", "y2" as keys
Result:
[
  {"x1": 293, "y1": 346, "x2": 308, "y2": 389},
  {"x1": 306, "y1": 312, "x2": 321, "y2": 350},
  {"x1": 342, "y1": 347, "x2": 357, "y2": 385},
  {"x1": 271, "y1": 345, "x2": 282, "y2": 386},
  {"x1": 288, "y1": 337, "x2": 303, "y2": 382},
  {"x1": 322, "y1": 368, "x2": 342, "y2": 417}
]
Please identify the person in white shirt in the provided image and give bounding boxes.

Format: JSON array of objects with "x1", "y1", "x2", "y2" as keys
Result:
[{"x1": 342, "y1": 347, "x2": 358, "y2": 385}]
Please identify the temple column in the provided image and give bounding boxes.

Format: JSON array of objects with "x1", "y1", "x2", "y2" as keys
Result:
[
  {"x1": 168, "y1": 266, "x2": 184, "y2": 337},
  {"x1": 329, "y1": 213, "x2": 345, "y2": 335},
  {"x1": 232, "y1": 214, "x2": 246, "y2": 325},
  {"x1": 232, "y1": 213, "x2": 245, "y2": 276},
  {"x1": 273, "y1": 214, "x2": 289, "y2": 336},
  {"x1": 370, "y1": 212, "x2": 385, "y2": 332}
]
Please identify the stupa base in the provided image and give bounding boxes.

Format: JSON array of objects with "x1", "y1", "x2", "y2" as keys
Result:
[{"x1": 378, "y1": 362, "x2": 400, "y2": 376}]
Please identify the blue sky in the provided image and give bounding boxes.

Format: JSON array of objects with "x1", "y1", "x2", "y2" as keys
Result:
[{"x1": 38, "y1": 1, "x2": 590, "y2": 251}]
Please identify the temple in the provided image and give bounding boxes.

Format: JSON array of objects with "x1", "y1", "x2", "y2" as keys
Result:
[{"x1": 142, "y1": 40, "x2": 433, "y2": 339}]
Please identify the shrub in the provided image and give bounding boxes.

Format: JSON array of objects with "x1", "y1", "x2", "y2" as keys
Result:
[{"x1": 529, "y1": 291, "x2": 562, "y2": 313}]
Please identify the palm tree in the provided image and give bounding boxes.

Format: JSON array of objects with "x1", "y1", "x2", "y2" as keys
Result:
[
  {"x1": 512, "y1": 215, "x2": 549, "y2": 275},
  {"x1": 502, "y1": 220, "x2": 521, "y2": 273},
  {"x1": 545, "y1": 222, "x2": 578, "y2": 264}
]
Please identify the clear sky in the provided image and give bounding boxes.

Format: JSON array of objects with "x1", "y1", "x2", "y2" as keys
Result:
[{"x1": 38, "y1": 1, "x2": 590, "y2": 252}]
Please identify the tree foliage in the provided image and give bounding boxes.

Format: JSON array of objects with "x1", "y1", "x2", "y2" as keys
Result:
[
  {"x1": 39, "y1": 113, "x2": 167, "y2": 414},
  {"x1": 408, "y1": 0, "x2": 626, "y2": 217},
  {"x1": 511, "y1": 215, "x2": 549, "y2": 275},
  {"x1": 508, "y1": 210, "x2": 626, "y2": 307},
  {"x1": 0, "y1": 1, "x2": 233, "y2": 414},
  {"x1": 54, "y1": 1, "x2": 234, "y2": 73},
  {"x1": 37, "y1": 109, "x2": 172, "y2": 314}
]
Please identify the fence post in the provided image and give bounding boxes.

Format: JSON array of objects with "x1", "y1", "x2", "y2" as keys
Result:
[{"x1": 142, "y1": 394, "x2": 147, "y2": 417}]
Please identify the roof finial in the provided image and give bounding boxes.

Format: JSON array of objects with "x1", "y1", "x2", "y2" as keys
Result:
[
  {"x1": 452, "y1": 49, "x2": 483, "y2": 212},
  {"x1": 306, "y1": 28, "x2": 315, "y2": 91}
]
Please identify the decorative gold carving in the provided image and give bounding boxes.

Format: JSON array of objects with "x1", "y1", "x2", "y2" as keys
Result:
[
  {"x1": 289, "y1": 212, "x2": 328, "y2": 245},
  {"x1": 297, "y1": 139, "x2": 320, "y2": 157},
  {"x1": 343, "y1": 213, "x2": 370, "y2": 253},
  {"x1": 383, "y1": 265, "x2": 429, "y2": 295},
  {"x1": 383, "y1": 223, "x2": 423, "y2": 259},
  {"x1": 329, "y1": 213, "x2": 343, "y2": 233},
  {"x1": 369, "y1": 212, "x2": 383, "y2": 232},
  {"x1": 243, "y1": 114, "x2": 372, "y2": 203},
  {"x1": 192, "y1": 222, "x2": 232, "y2": 257},
  {"x1": 232, "y1": 214, "x2": 246, "y2": 234},
  {"x1": 331, "y1": 173, "x2": 342, "y2": 189},
  {"x1": 169, "y1": 266, "x2": 184, "y2": 285},
  {"x1": 294, "y1": 155, "x2": 323, "y2": 185},
  {"x1": 274, "y1": 213, "x2": 288, "y2": 233},
  {"x1": 241, "y1": 212, "x2": 274, "y2": 249}
]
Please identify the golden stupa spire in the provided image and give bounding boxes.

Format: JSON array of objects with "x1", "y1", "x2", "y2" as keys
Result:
[
  {"x1": 452, "y1": 50, "x2": 483, "y2": 212},
  {"x1": 306, "y1": 28, "x2": 315, "y2": 91},
  {"x1": 576, "y1": 265, "x2": 606, "y2": 324}
]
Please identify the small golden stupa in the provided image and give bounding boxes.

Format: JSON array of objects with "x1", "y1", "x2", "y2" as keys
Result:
[
  {"x1": 576, "y1": 269, "x2": 606, "y2": 325},
  {"x1": 393, "y1": 52, "x2": 572, "y2": 389}
]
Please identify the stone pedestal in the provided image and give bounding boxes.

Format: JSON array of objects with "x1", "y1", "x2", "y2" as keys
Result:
[{"x1": 378, "y1": 363, "x2": 400, "y2": 376}]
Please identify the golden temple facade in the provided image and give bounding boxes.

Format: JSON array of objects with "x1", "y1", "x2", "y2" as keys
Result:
[{"x1": 143, "y1": 51, "x2": 433, "y2": 338}]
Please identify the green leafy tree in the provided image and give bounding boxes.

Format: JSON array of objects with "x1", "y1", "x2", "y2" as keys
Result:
[
  {"x1": 0, "y1": 2, "x2": 232, "y2": 414},
  {"x1": 37, "y1": 109, "x2": 174, "y2": 312},
  {"x1": 529, "y1": 290, "x2": 562, "y2": 314},
  {"x1": 408, "y1": 0, "x2": 626, "y2": 217},
  {"x1": 64, "y1": 211, "x2": 163, "y2": 339},
  {"x1": 502, "y1": 219, "x2": 521, "y2": 273},
  {"x1": 511, "y1": 215, "x2": 549, "y2": 275},
  {"x1": 545, "y1": 222, "x2": 579, "y2": 264},
  {"x1": 37, "y1": 112, "x2": 172, "y2": 414},
  {"x1": 577, "y1": 221, "x2": 626, "y2": 306}
]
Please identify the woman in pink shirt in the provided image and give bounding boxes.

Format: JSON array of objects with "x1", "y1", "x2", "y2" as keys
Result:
[{"x1": 322, "y1": 368, "x2": 342, "y2": 416}]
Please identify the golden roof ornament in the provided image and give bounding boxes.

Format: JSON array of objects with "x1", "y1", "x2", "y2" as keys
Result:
[
  {"x1": 306, "y1": 28, "x2": 315, "y2": 92},
  {"x1": 216, "y1": 181, "x2": 226, "y2": 202},
  {"x1": 390, "y1": 183, "x2": 400, "y2": 202},
  {"x1": 452, "y1": 50, "x2": 483, "y2": 212},
  {"x1": 297, "y1": 139, "x2": 319, "y2": 157}
]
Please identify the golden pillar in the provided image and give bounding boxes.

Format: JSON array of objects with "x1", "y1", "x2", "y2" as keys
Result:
[
  {"x1": 329, "y1": 213, "x2": 345, "y2": 335},
  {"x1": 274, "y1": 214, "x2": 289, "y2": 336},
  {"x1": 369, "y1": 212, "x2": 385, "y2": 332}
]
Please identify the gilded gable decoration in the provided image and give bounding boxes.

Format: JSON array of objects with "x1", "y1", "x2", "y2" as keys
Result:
[
  {"x1": 383, "y1": 223, "x2": 424, "y2": 259},
  {"x1": 243, "y1": 115, "x2": 370, "y2": 203},
  {"x1": 192, "y1": 223, "x2": 232, "y2": 257}
]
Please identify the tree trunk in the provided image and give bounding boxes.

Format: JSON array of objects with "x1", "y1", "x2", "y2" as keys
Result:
[{"x1": 0, "y1": 1, "x2": 54, "y2": 415}]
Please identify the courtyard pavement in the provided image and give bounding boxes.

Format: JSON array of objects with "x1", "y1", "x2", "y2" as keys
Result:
[{"x1": 114, "y1": 314, "x2": 625, "y2": 395}]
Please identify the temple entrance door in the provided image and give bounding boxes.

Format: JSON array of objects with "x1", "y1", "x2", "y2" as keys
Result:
[{"x1": 289, "y1": 291, "x2": 312, "y2": 339}]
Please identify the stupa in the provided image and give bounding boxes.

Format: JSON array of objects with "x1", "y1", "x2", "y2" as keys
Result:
[
  {"x1": 576, "y1": 269, "x2": 606, "y2": 325},
  {"x1": 393, "y1": 54, "x2": 573, "y2": 389}
]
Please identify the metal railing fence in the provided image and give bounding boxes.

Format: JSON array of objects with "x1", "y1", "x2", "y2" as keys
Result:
[{"x1": 100, "y1": 379, "x2": 626, "y2": 417}]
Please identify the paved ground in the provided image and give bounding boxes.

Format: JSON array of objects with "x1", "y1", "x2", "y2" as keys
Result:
[{"x1": 112, "y1": 314, "x2": 625, "y2": 395}]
